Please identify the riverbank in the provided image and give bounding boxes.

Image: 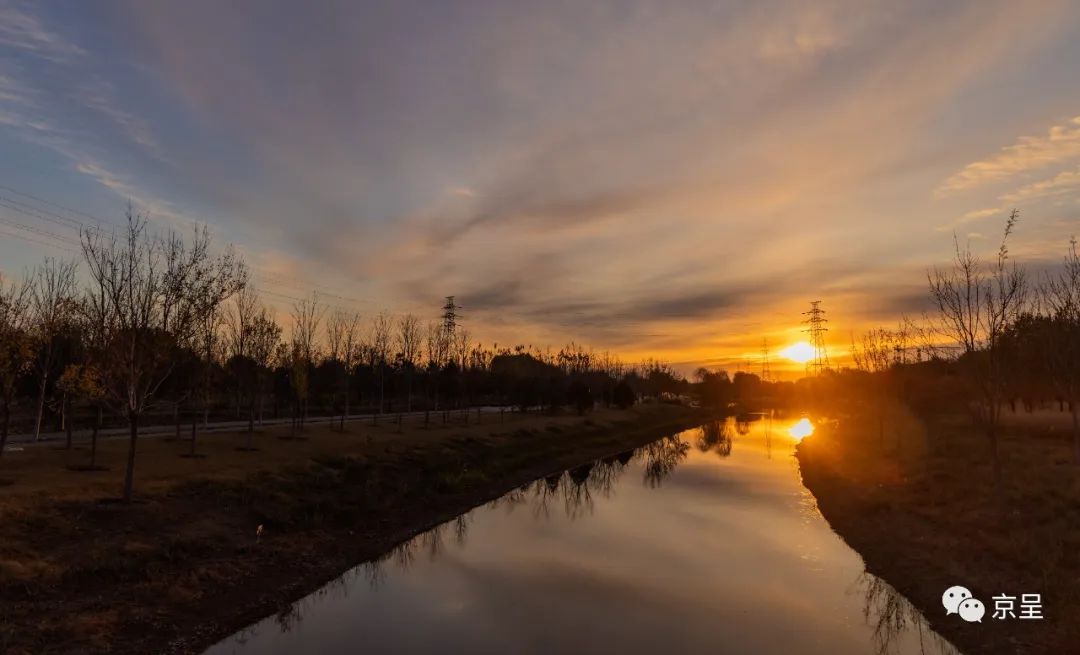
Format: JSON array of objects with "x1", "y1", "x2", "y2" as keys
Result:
[
  {"x1": 0, "y1": 403, "x2": 706, "y2": 654},
  {"x1": 796, "y1": 410, "x2": 1080, "y2": 655}
]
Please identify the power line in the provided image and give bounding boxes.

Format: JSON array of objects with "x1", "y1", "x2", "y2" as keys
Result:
[
  {"x1": 0, "y1": 183, "x2": 116, "y2": 229},
  {"x1": 0, "y1": 225, "x2": 79, "y2": 255},
  {"x1": 0, "y1": 214, "x2": 81, "y2": 247}
]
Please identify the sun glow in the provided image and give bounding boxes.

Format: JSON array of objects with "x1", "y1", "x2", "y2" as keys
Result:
[
  {"x1": 779, "y1": 341, "x2": 815, "y2": 364},
  {"x1": 788, "y1": 418, "x2": 814, "y2": 441}
]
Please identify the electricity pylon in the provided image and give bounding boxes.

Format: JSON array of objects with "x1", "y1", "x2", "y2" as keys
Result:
[
  {"x1": 760, "y1": 338, "x2": 772, "y2": 382},
  {"x1": 802, "y1": 300, "x2": 830, "y2": 376},
  {"x1": 441, "y1": 296, "x2": 459, "y2": 337}
]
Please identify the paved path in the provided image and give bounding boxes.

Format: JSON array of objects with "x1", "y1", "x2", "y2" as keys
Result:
[{"x1": 4, "y1": 406, "x2": 518, "y2": 450}]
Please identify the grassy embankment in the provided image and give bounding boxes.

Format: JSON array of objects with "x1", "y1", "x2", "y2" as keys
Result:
[
  {"x1": 0, "y1": 402, "x2": 706, "y2": 655},
  {"x1": 797, "y1": 408, "x2": 1080, "y2": 655}
]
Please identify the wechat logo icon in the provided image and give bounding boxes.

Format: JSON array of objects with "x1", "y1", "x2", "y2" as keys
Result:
[{"x1": 943, "y1": 586, "x2": 985, "y2": 623}]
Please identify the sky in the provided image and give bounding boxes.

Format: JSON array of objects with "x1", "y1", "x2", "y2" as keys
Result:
[{"x1": 1, "y1": 1, "x2": 1080, "y2": 377}]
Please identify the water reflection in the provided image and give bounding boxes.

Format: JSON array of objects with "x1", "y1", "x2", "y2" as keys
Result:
[
  {"x1": 696, "y1": 419, "x2": 733, "y2": 457},
  {"x1": 858, "y1": 573, "x2": 960, "y2": 655},
  {"x1": 206, "y1": 418, "x2": 959, "y2": 655},
  {"x1": 641, "y1": 434, "x2": 690, "y2": 487}
]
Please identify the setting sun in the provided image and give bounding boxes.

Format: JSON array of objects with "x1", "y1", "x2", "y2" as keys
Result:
[{"x1": 779, "y1": 341, "x2": 816, "y2": 364}]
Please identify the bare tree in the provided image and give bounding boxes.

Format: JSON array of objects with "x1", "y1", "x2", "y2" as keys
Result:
[
  {"x1": 80, "y1": 209, "x2": 245, "y2": 501},
  {"x1": 183, "y1": 229, "x2": 247, "y2": 455},
  {"x1": 398, "y1": 313, "x2": 421, "y2": 411},
  {"x1": 225, "y1": 285, "x2": 259, "y2": 419},
  {"x1": 248, "y1": 305, "x2": 282, "y2": 429},
  {"x1": 454, "y1": 328, "x2": 471, "y2": 415},
  {"x1": 29, "y1": 258, "x2": 77, "y2": 442},
  {"x1": 0, "y1": 273, "x2": 32, "y2": 458},
  {"x1": 1041, "y1": 236, "x2": 1080, "y2": 462},
  {"x1": 325, "y1": 308, "x2": 361, "y2": 430},
  {"x1": 225, "y1": 285, "x2": 259, "y2": 362},
  {"x1": 290, "y1": 294, "x2": 322, "y2": 432},
  {"x1": 851, "y1": 327, "x2": 897, "y2": 446},
  {"x1": 370, "y1": 311, "x2": 393, "y2": 420},
  {"x1": 324, "y1": 308, "x2": 346, "y2": 428},
  {"x1": 340, "y1": 311, "x2": 362, "y2": 430},
  {"x1": 927, "y1": 210, "x2": 1027, "y2": 488},
  {"x1": 424, "y1": 319, "x2": 448, "y2": 422}
]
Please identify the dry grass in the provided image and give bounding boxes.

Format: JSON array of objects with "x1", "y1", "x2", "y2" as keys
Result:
[
  {"x1": 798, "y1": 407, "x2": 1080, "y2": 655},
  {"x1": 0, "y1": 408, "x2": 640, "y2": 502}
]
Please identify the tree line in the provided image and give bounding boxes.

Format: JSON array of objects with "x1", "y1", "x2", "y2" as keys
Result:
[{"x1": 0, "y1": 210, "x2": 687, "y2": 501}]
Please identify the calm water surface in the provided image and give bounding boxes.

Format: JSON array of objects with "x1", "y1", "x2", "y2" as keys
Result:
[{"x1": 206, "y1": 416, "x2": 959, "y2": 655}]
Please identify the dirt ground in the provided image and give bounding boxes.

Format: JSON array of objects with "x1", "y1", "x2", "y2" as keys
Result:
[
  {"x1": 797, "y1": 408, "x2": 1080, "y2": 655},
  {"x1": 0, "y1": 403, "x2": 705, "y2": 654}
]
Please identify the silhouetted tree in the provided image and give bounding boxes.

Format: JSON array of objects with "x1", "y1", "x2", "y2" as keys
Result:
[
  {"x1": 927, "y1": 211, "x2": 1027, "y2": 489},
  {"x1": 29, "y1": 258, "x2": 77, "y2": 442}
]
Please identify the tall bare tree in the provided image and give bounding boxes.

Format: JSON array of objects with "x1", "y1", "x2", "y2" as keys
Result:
[
  {"x1": 325, "y1": 308, "x2": 360, "y2": 430},
  {"x1": 290, "y1": 294, "x2": 322, "y2": 432},
  {"x1": 334, "y1": 310, "x2": 362, "y2": 430},
  {"x1": 225, "y1": 285, "x2": 259, "y2": 419},
  {"x1": 225, "y1": 285, "x2": 259, "y2": 361},
  {"x1": 29, "y1": 258, "x2": 77, "y2": 441},
  {"x1": 370, "y1": 311, "x2": 393, "y2": 420},
  {"x1": 398, "y1": 313, "x2": 421, "y2": 412},
  {"x1": 927, "y1": 210, "x2": 1027, "y2": 488},
  {"x1": 248, "y1": 305, "x2": 282, "y2": 429},
  {"x1": 80, "y1": 210, "x2": 245, "y2": 501}
]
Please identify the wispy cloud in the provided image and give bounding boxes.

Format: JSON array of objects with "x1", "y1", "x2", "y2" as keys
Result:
[
  {"x1": 959, "y1": 207, "x2": 1003, "y2": 223},
  {"x1": 0, "y1": 2, "x2": 84, "y2": 62},
  {"x1": 0, "y1": 5, "x2": 178, "y2": 225},
  {"x1": 940, "y1": 116, "x2": 1080, "y2": 194},
  {"x1": 1000, "y1": 166, "x2": 1080, "y2": 204}
]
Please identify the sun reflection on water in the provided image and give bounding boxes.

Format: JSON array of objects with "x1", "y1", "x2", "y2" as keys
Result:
[{"x1": 787, "y1": 418, "x2": 814, "y2": 441}]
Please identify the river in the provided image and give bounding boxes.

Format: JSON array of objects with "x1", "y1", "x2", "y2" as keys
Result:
[{"x1": 205, "y1": 415, "x2": 959, "y2": 655}]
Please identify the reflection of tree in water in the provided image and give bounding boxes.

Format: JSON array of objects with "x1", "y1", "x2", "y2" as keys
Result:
[
  {"x1": 275, "y1": 601, "x2": 303, "y2": 633},
  {"x1": 421, "y1": 521, "x2": 446, "y2": 560},
  {"x1": 453, "y1": 513, "x2": 469, "y2": 546},
  {"x1": 858, "y1": 573, "x2": 960, "y2": 655},
  {"x1": 530, "y1": 473, "x2": 562, "y2": 519},
  {"x1": 561, "y1": 474, "x2": 593, "y2": 519},
  {"x1": 642, "y1": 434, "x2": 690, "y2": 487},
  {"x1": 271, "y1": 561, "x2": 359, "y2": 633},
  {"x1": 355, "y1": 513, "x2": 474, "y2": 590},
  {"x1": 589, "y1": 456, "x2": 626, "y2": 498},
  {"x1": 559, "y1": 462, "x2": 593, "y2": 519},
  {"x1": 697, "y1": 420, "x2": 733, "y2": 458}
]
